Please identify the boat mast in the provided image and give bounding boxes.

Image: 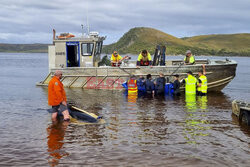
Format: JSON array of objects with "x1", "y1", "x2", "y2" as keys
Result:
[
  {"x1": 87, "y1": 6, "x2": 90, "y2": 35},
  {"x1": 81, "y1": 24, "x2": 84, "y2": 37}
]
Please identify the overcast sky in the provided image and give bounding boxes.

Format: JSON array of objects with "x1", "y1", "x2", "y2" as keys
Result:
[{"x1": 0, "y1": 0, "x2": 249, "y2": 44}]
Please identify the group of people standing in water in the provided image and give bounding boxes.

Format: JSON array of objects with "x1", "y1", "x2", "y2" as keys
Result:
[
  {"x1": 127, "y1": 73, "x2": 168, "y2": 97},
  {"x1": 126, "y1": 65, "x2": 207, "y2": 97},
  {"x1": 127, "y1": 73, "x2": 182, "y2": 97}
]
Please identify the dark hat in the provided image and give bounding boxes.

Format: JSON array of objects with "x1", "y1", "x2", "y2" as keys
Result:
[
  {"x1": 187, "y1": 71, "x2": 193, "y2": 75},
  {"x1": 198, "y1": 70, "x2": 203, "y2": 74},
  {"x1": 142, "y1": 50, "x2": 147, "y2": 54},
  {"x1": 173, "y1": 74, "x2": 179, "y2": 77},
  {"x1": 130, "y1": 75, "x2": 136, "y2": 79},
  {"x1": 146, "y1": 74, "x2": 152, "y2": 79}
]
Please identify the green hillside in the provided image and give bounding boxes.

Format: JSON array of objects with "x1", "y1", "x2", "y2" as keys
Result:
[
  {"x1": 103, "y1": 27, "x2": 250, "y2": 56},
  {"x1": 184, "y1": 34, "x2": 250, "y2": 55},
  {"x1": 103, "y1": 27, "x2": 193, "y2": 55},
  {"x1": 1, "y1": 28, "x2": 250, "y2": 56},
  {"x1": 0, "y1": 43, "x2": 48, "y2": 53}
]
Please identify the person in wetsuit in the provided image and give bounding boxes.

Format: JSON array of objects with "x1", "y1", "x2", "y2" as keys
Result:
[
  {"x1": 155, "y1": 73, "x2": 166, "y2": 96},
  {"x1": 172, "y1": 74, "x2": 181, "y2": 96},
  {"x1": 145, "y1": 74, "x2": 155, "y2": 96}
]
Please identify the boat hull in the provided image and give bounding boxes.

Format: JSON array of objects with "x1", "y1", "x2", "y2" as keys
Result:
[
  {"x1": 232, "y1": 100, "x2": 250, "y2": 126},
  {"x1": 37, "y1": 59, "x2": 237, "y2": 92}
]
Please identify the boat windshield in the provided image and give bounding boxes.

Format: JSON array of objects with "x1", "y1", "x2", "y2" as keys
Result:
[
  {"x1": 81, "y1": 43, "x2": 94, "y2": 56},
  {"x1": 95, "y1": 42, "x2": 103, "y2": 55}
]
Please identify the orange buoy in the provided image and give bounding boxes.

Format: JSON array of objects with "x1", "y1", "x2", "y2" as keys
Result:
[{"x1": 58, "y1": 33, "x2": 75, "y2": 39}]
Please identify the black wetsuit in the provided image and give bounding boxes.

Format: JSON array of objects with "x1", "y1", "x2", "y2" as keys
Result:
[
  {"x1": 155, "y1": 77, "x2": 166, "y2": 95},
  {"x1": 173, "y1": 80, "x2": 180, "y2": 96},
  {"x1": 145, "y1": 79, "x2": 155, "y2": 94},
  {"x1": 137, "y1": 78, "x2": 146, "y2": 92}
]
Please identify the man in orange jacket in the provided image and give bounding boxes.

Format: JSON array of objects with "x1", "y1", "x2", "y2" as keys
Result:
[{"x1": 48, "y1": 70, "x2": 70, "y2": 122}]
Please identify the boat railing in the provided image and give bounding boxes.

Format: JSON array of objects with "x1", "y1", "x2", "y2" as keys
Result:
[
  {"x1": 171, "y1": 59, "x2": 209, "y2": 65},
  {"x1": 110, "y1": 59, "x2": 210, "y2": 67}
]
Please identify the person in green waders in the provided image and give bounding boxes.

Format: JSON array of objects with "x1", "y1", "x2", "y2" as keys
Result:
[
  {"x1": 197, "y1": 64, "x2": 207, "y2": 96},
  {"x1": 182, "y1": 71, "x2": 197, "y2": 95}
]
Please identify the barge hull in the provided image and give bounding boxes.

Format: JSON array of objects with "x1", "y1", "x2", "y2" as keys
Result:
[{"x1": 37, "y1": 59, "x2": 237, "y2": 92}]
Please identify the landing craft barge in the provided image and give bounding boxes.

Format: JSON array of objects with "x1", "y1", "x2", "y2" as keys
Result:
[
  {"x1": 37, "y1": 30, "x2": 237, "y2": 91},
  {"x1": 232, "y1": 100, "x2": 250, "y2": 126}
]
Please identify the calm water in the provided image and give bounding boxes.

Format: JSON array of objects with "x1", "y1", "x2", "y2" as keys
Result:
[{"x1": 0, "y1": 53, "x2": 249, "y2": 166}]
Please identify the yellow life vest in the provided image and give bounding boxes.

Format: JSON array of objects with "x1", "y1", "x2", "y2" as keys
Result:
[
  {"x1": 184, "y1": 55, "x2": 195, "y2": 64},
  {"x1": 197, "y1": 75, "x2": 207, "y2": 93},
  {"x1": 185, "y1": 75, "x2": 197, "y2": 94},
  {"x1": 137, "y1": 53, "x2": 152, "y2": 62},
  {"x1": 111, "y1": 54, "x2": 122, "y2": 62}
]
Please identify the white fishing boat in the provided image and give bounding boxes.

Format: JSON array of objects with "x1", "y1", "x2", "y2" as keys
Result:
[{"x1": 37, "y1": 29, "x2": 237, "y2": 91}]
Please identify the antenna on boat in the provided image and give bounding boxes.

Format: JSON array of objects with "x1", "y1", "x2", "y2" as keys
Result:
[
  {"x1": 81, "y1": 24, "x2": 84, "y2": 37},
  {"x1": 87, "y1": 8, "x2": 90, "y2": 35}
]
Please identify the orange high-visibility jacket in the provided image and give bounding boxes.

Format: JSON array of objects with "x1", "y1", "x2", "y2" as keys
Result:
[
  {"x1": 127, "y1": 79, "x2": 138, "y2": 93},
  {"x1": 48, "y1": 76, "x2": 67, "y2": 106}
]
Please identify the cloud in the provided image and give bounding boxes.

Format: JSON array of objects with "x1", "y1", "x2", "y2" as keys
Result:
[{"x1": 0, "y1": 0, "x2": 250, "y2": 44}]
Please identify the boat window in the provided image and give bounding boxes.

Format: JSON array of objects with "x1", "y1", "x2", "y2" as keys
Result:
[
  {"x1": 81, "y1": 43, "x2": 94, "y2": 56},
  {"x1": 95, "y1": 42, "x2": 103, "y2": 55}
]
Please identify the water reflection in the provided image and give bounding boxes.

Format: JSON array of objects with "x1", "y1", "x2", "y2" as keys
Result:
[
  {"x1": 197, "y1": 96, "x2": 208, "y2": 111},
  {"x1": 127, "y1": 94, "x2": 137, "y2": 104},
  {"x1": 68, "y1": 124, "x2": 105, "y2": 146},
  {"x1": 183, "y1": 95, "x2": 210, "y2": 144},
  {"x1": 47, "y1": 122, "x2": 69, "y2": 166},
  {"x1": 231, "y1": 114, "x2": 250, "y2": 137}
]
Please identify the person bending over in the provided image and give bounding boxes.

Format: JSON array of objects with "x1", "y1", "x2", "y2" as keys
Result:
[
  {"x1": 137, "y1": 50, "x2": 152, "y2": 67},
  {"x1": 48, "y1": 70, "x2": 70, "y2": 122}
]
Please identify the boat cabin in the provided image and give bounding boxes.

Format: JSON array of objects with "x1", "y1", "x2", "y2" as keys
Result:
[{"x1": 48, "y1": 30, "x2": 106, "y2": 71}]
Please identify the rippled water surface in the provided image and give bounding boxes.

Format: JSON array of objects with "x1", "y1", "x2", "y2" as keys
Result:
[{"x1": 0, "y1": 53, "x2": 249, "y2": 166}]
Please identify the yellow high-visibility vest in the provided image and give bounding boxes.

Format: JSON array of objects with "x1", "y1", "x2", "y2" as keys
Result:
[
  {"x1": 185, "y1": 75, "x2": 197, "y2": 94},
  {"x1": 111, "y1": 54, "x2": 122, "y2": 62},
  {"x1": 184, "y1": 55, "x2": 195, "y2": 64},
  {"x1": 198, "y1": 75, "x2": 207, "y2": 93},
  {"x1": 128, "y1": 79, "x2": 138, "y2": 94},
  {"x1": 137, "y1": 53, "x2": 152, "y2": 61}
]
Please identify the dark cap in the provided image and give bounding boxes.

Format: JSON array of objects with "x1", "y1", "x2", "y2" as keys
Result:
[
  {"x1": 187, "y1": 71, "x2": 193, "y2": 75},
  {"x1": 173, "y1": 74, "x2": 179, "y2": 78},
  {"x1": 142, "y1": 50, "x2": 147, "y2": 54},
  {"x1": 130, "y1": 75, "x2": 136, "y2": 79},
  {"x1": 146, "y1": 74, "x2": 152, "y2": 79}
]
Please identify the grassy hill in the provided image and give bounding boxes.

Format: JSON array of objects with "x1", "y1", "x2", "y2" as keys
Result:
[
  {"x1": 103, "y1": 27, "x2": 250, "y2": 56},
  {"x1": 183, "y1": 34, "x2": 250, "y2": 56},
  {"x1": 0, "y1": 43, "x2": 48, "y2": 53},
  {"x1": 103, "y1": 27, "x2": 193, "y2": 55},
  {"x1": 1, "y1": 27, "x2": 250, "y2": 56}
]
